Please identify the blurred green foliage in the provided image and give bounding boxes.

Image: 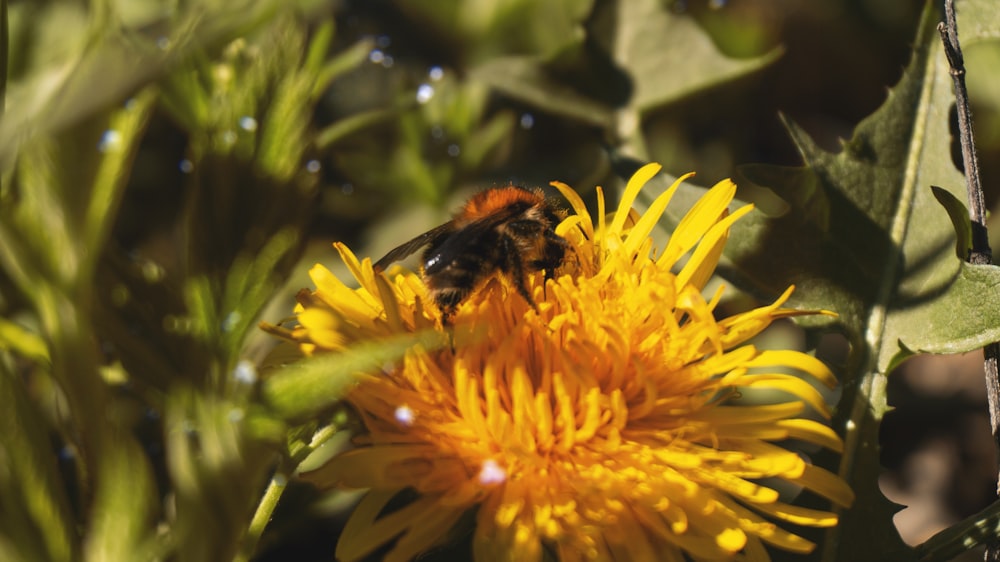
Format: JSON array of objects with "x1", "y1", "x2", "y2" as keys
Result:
[{"x1": 1, "y1": 0, "x2": 1000, "y2": 561}]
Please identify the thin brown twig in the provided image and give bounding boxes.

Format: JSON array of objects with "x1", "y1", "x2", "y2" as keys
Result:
[{"x1": 937, "y1": 1, "x2": 1000, "y2": 560}]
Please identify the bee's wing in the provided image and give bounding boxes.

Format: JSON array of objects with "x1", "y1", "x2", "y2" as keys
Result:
[
  {"x1": 422, "y1": 208, "x2": 524, "y2": 274},
  {"x1": 373, "y1": 221, "x2": 456, "y2": 272}
]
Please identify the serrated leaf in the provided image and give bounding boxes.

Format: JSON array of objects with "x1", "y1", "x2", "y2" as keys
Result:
[
  {"x1": 712, "y1": 1, "x2": 1000, "y2": 560},
  {"x1": 602, "y1": 0, "x2": 782, "y2": 115},
  {"x1": 596, "y1": 0, "x2": 780, "y2": 155},
  {"x1": 727, "y1": 1, "x2": 974, "y2": 373},
  {"x1": 886, "y1": 262, "x2": 1000, "y2": 357},
  {"x1": 469, "y1": 0, "x2": 779, "y2": 136}
]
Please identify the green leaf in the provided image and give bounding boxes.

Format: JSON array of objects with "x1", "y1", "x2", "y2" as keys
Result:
[
  {"x1": 393, "y1": 0, "x2": 593, "y2": 64},
  {"x1": 164, "y1": 389, "x2": 276, "y2": 562},
  {"x1": 311, "y1": 36, "x2": 376, "y2": 100},
  {"x1": 930, "y1": 185, "x2": 973, "y2": 259},
  {"x1": 219, "y1": 228, "x2": 303, "y2": 355},
  {"x1": 83, "y1": 434, "x2": 160, "y2": 562},
  {"x1": 0, "y1": 0, "x2": 324, "y2": 167},
  {"x1": 0, "y1": 362, "x2": 76, "y2": 562},
  {"x1": 709, "y1": 1, "x2": 1000, "y2": 560},
  {"x1": 468, "y1": 57, "x2": 615, "y2": 128},
  {"x1": 0, "y1": 0, "x2": 8, "y2": 117},
  {"x1": 886, "y1": 262, "x2": 1000, "y2": 359},
  {"x1": 599, "y1": 0, "x2": 780, "y2": 158},
  {"x1": 963, "y1": 0, "x2": 1000, "y2": 45},
  {"x1": 315, "y1": 108, "x2": 396, "y2": 150},
  {"x1": 726, "y1": 1, "x2": 974, "y2": 371},
  {"x1": 263, "y1": 332, "x2": 446, "y2": 421},
  {"x1": 599, "y1": 0, "x2": 782, "y2": 116},
  {"x1": 0, "y1": 317, "x2": 49, "y2": 364},
  {"x1": 915, "y1": 498, "x2": 1000, "y2": 561},
  {"x1": 0, "y1": 88, "x2": 153, "y2": 307},
  {"x1": 469, "y1": 0, "x2": 779, "y2": 140}
]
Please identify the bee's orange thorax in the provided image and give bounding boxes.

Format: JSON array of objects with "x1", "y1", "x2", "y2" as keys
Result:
[{"x1": 457, "y1": 186, "x2": 543, "y2": 223}]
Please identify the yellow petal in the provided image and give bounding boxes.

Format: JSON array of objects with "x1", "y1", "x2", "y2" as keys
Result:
[
  {"x1": 658, "y1": 178, "x2": 737, "y2": 267},
  {"x1": 610, "y1": 162, "x2": 663, "y2": 234},
  {"x1": 739, "y1": 374, "x2": 831, "y2": 418},
  {"x1": 551, "y1": 180, "x2": 594, "y2": 240},
  {"x1": 776, "y1": 418, "x2": 844, "y2": 452},
  {"x1": 790, "y1": 464, "x2": 855, "y2": 508},
  {"x1": 622, "y1": 172, "x2": 693, "y2": 257},
  {"x1": 675, "y1": 204, "x2": 753, "y2": 291},
  {"x1": 748, "y1": 350, "x2": 838, "y2": 388}
]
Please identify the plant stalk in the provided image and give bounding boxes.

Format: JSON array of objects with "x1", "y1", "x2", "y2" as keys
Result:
[{"x1": 937, "y1": 1, "x2": 1000, "y2": 559}]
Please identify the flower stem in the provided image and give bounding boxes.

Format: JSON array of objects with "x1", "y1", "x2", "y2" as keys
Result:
[
  {"x1": 236, "y1": 424, "x2": 339, "y2": 561},
  {"x1": 237, "y1": 475, "x2": 287, "y2": 562}
]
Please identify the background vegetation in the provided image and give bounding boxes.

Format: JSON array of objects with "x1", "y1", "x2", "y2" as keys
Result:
[{"x1": 2, "y1": 0, "x2": 1000, "y2": 560}]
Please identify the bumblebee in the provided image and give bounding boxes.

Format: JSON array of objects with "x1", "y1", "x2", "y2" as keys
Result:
[{"x1": 374, "y1": 185, "x2": 570, "y2": 324}]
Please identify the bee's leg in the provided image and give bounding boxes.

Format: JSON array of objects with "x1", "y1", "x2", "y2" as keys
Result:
[
  {"x1": 434, "y1": 290, "x2": 465, "y2": 326},
  {"x1": 535, "y1": 230, "x2": 570, "y2": 299},
  {"x1": 542, "y1": 230, "x2": 571, "y2": 268},
  {"x1": 501, "y1": 235, "x2": 538, "y2": 312}
]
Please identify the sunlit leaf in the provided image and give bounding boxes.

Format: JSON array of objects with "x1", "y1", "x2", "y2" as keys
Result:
[
  {"x1": 392, "y1": 0, "x2": 593, "y2": 64},
  {"x1": 963, "y1": 0, "x2": 1000, "y2": 43},
  {"x1": 600, "y1": 0, "x2": 782, "y2": 115},
  {"x1": 0, "y1": 0, "x2": 325, "y2": 167},
  {"x1": 0, "y1": 317, "x2": 49, "y2": 364},
  {"x1": 693, "y1": 1, "x2": 1000, "y2": 560},
  {"x1": 315, "y1": 107, "x2": 395, "y2": 150},
  {"x1": 164, "y1": 389, "x2": 276, "y2": 562},
  {"x1": 469, "y1": 0, "x2": 780, "y2": 150},
  {"x1": 0, "y1": 362, "x2": 75, "y2": 562},
  {"x1": 915, "y1": 499, "x2": 1000, "y2": 561},
  {"x1": 727, "y1": 0, "x2": 999, "y2": 373},
  {"x1": 263, "y1": 331, "x2": 445, "y2": 421},
  {"x1": 930, "y1": 185, "x2": 973, "y2": 260},
  {"x1": 83, "y1": 436, "x2": 160, "y2": 562},
  {"x1": 469, "y1": 57, "x2": 615, "y2": 128}
]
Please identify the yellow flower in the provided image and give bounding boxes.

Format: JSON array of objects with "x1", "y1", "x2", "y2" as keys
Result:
[{"x1": 290, "y1": 163, "x2": 853, "y2": 562}]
